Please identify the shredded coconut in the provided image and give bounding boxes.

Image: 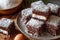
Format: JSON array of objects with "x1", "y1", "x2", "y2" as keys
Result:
[
  {"x1": 21, "y1": 8, "x2": 33, "y2": 17},
  {"x1": 21, "y1": 8, "x2": 33, "y2": 24},
  {"x1": 26, "y1": 18, "x2": 44, "y2": 28},
  {"x1": 33, "y1": 5, "x2": 49, "y2": 12},
  {"x1": 0, "y1": 0, "x2": 20, "y2": 9},
  {"x1": 47, "y1": 15, "x2": 60, "y2": 27},
  {"x1": 0, "y1": 18, "x2": 13, "y2": 28},
  {"x1": 47, "y1": 3, "x2": 59, "y2": 13},
  {"x1": 31, "y1": 1, "x2": 45, "y2": 8}
]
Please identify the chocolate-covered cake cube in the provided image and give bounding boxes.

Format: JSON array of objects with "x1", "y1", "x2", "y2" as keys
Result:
[
  {"x1": 32, "y1": 5, "x2": 50, "y2": 21},
  {"x1": 26, "y1": 18, "x2": 44, "y2": 36},
  {"x1": 21, "y1": 8, "x2": 33, "y2": 24},
  {"x1": 31, "y1": 1, "x2": 45, "y2": 8},
  {"x1": 0, "y1": 18, "x2": 14, "y2": 35},
  {"x1": 46, "y1": 15, "x2": 60, "y2": 36},
  {"x1": 47, "y1": 3, "x2": 60, "y2": 15}
]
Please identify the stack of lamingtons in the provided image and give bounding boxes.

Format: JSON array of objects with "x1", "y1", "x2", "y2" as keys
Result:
[{"x1": 21, "y1": 1, "x2": 60, "y2": 37}]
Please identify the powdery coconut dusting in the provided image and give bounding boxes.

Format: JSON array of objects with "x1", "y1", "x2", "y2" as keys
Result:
[
  {"x1": 26, "y1": 18, "x2": 44, "y2": 28},
  {"x1": 21, "y1": 8, "x2": 33, "y2": 17},
  {"x1": 31, "y1": 1, "x2": 45, "y2": 8},
  {"x1": 0, "y1": 18, "x2": 13, "y2": 28},
  {"x1": 47, "y1": 3, "x2": 59, "y2": 13},
  {"x1": 0, "y1": 0, "x2": 20, "y2": 9},
  {"x1": 33, "y1": 5, "x2": 49, "y2": 12},
  {"x1": 47, "y1": 15, "x2": 60, "y2": 27}
]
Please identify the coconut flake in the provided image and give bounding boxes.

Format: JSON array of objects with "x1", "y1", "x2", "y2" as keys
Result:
[
  {"x1": 31, "y1": 1, "x2": 45, "y2": 8},
  {"x1": 26, "y1": 18, "x2": 44, "y2": 28},
  {"x1": 33, "y1": 5, "x2": 49, "y2": 12},
  {"x1": 47, "y1": 15, "x2": 60, "y2": 27},
  {"x1": 47, "y1": 3, "x2": 59, "y2": 13},
  {"x1": 0, "y1": 18, "x2": 13, "y2": 28},
  {"x1": 21, "y1": 8, "x2": 33, "y2": 17}
]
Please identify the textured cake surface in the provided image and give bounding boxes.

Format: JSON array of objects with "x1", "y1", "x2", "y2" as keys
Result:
[
  {"x1": 21, "y1": 8, "x2": 33, "y2": 17},
  {"x1": 31, "y1": 1, "x2": 45, "y2": 8},
  {"x1": 26, "y1": 18, "x2": 44, "y2": 28},
  {"x1": 47, "y1": 15, "x2": 60, "y2": 27},
  {"x1": 46, "y1": 15, "x2": 60, "y2": 36},
  {"x1": 21, "y1": 8, "x2": 33, "y2": 24},
  {"x1": 32, "y1": 4, "x2": 50, "y2": 21},
  {"x1": 33, "y1": 5, "x2": 49, "y2": 12},
  {"x1": 47, "y1": 3, "x2": 59, "y2": 13},
  {"x1": 0, "y1": 18, "x2": 13, "y2": 28},
  {"x1": 26, "y1": 18, "x2": 44, "y2": 36}
]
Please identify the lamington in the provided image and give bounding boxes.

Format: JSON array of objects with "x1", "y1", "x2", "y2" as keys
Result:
[
  {"x1": 32, "y1": 5, "x2": 50, "y2": 21},
  {"x1": 31, "y1": 1, "x2": 45, "y2": 8},
  {"x1": 0, "y1": 18, "x2": 14, "y2": 35},
  {"x1": 47, "y1": 3, "x2": 60, "y2": 15},
  {"x1": 26, "y1": 18, "x2": 45, "y2": 36},
  {"x1": 21, "y1": 8, "x2": 33, "y2": 24},
  {"x1": 46, "y1": 15, "x2": 60, "y2": 36}
]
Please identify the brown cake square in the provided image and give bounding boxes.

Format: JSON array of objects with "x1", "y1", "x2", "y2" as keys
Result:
[
  {"x1": 32, "y1": 5, "x2": 51, "y2": 21},
  {"x1": 26, "y1": 18, "x2": 45, "y2": 36},
  {"x1": 47, "y1": 3, "x2": 60, "y2": 15},
  {"x1": 0, "y1": 18, "x2": 14, "y2": 35},
  {"x1": 46, "y1": 15, "x2": 60, "y2": 36},
  {"x1": 21, "y1": 8, "x2": 33, "y2": 24}
]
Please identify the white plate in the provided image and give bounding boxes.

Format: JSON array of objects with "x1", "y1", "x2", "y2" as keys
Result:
[{"x1": 14, "y1": 13, "x2": 60, "y2": 40}]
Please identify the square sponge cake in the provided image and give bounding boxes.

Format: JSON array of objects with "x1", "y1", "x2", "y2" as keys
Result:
[
  {"x1": 26, "y1": 18, "x2": 45, "y2": 36},
  {"x1": 46, "y1": 15, "x2": 60, "y2": 36},
  {"x1": 0, "y1": 18, "x2": 14, "y2": 35},
  {"x1": 32, "y1": 4, "x2": 51, "y2": 21}
]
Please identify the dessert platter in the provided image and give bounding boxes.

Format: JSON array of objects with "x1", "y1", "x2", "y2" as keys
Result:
[{"x1": 15, "y1": 0, "x2": 60, "y2": 40}]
